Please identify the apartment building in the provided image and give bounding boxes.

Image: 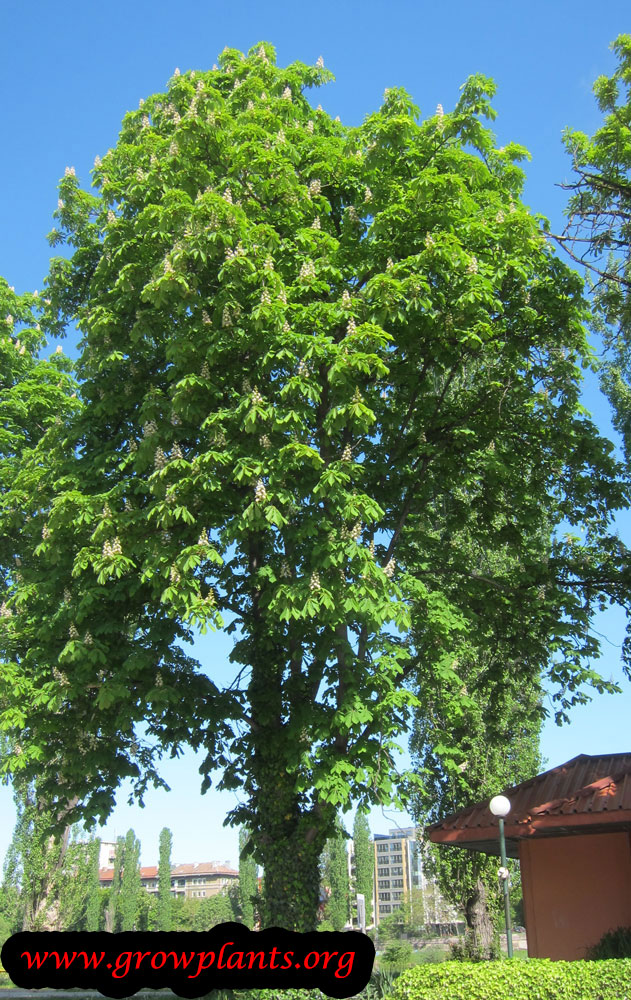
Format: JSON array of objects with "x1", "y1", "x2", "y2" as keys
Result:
[
  {"x1": 373, "y1": 826, "x2": 425, "y2": 924},
  {"x1": 98, "y1": 860, "x2": 238, "y2": 899}
]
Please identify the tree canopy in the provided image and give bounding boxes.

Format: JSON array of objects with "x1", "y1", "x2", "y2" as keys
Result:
[{"x1": 1, "y1": 41, "x2": 630, "y2": 930}]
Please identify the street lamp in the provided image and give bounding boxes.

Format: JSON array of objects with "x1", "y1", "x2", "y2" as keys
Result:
[{"x1": 489, "y1": 795, "x2": 513, "y2": 959}]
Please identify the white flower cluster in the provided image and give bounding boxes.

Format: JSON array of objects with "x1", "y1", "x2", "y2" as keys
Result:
[
  {"x1": 142, "y1": 114, "x2": 150, "y2": 128},
  {"x1": 170, "y1": 565, "x2": 181, "y2": 584},
  {"x1": 263, "y1": 255, "x2": 275, "y2": 272},
  {"x1": 223, "y1": 187, "x2": 233, "y2": 204},
  {"x1": 222, "y1": 305, "x2": 232, "y2": 327},
  {"x1": 282, "y1": 86, "x2": 292, "y2": 100},
  {"x1": 154, "y1": 447, "x2": 167, "y2": 470},
  {"x1": 258, "y1": 45, "x2": 268, "y2": 61},
  {"x1": 143, "y1": 420, "x2": 157, "y2": 438},
  {"x1": 369, "y1": 539, "x2": 375, "y2": 558},
  {"x1": 251, "y1": 387, "x2": 263, "y2": 405},
  {"x1": 94, "y1": 155, "x2": 101, "y2": 168},
  {"x1": 171, "y1": 443, "x2": 184, "y2": 460},
  {"x1": 334, "y1": 116, "x2": 341, "y2": 123},
  {"x1": 384, "y1": 557, "x2": 395, "y2": 578},
  {"x1": 425, "y1": 234, "x2": 435, "y2": 249},
  {"x1": 279, "y1": 288, "x2": 287, "y2": 304},
  {"x1": 347, "y1": 206, "x2": 359, "y2": 224},
  {"x1": 283, "y1": 320, "x2": 291, "y2": 333},
  {"x1": 341, "y1": 443, "x2": 352, "y2": 461},
  {"x1": 347, "y1": 317, "x2": 356, "y2": 336},
  {"x1": 312, "y1": 216, "x2": 321, "y2": 229},
  {"x1": 0, "y1": 602, "x2": 12, "y2": 618},
  {"x1": 364, "y1": 187, "x2": 372, "y2": 203},
  {"x1": 58, "y1": 199, "x2": 64, "y2": 210},
  {"x1": 309, "y1": 570, "x2": 321, "y2": 591},
  {"x1": 316, "y1": 56, "x2": 324, "y2": 68},
  {"x1": 297, "y1": 358, "x2": 309, "y2": 376},
  {"x1": 259, "y1": 434, "x2": 271, "y2": 449},
  {"x1": 261, "y1": 288, "x2": 271, "y2": 305},
  {"x1": 386, "y1": 257, "x2": 394, "y2": 271},
  {"x1": 65, "y1": 166, "x2": 76, "y2": 176},
  {"x1": 69, "y1": 624, "x2": 79, "y2": 639},
  {"x1": 124, "y1": 498, "x2": 133, "y2": 511},
  {"x1": 254, "y1": 479, "x2": 267, "y2": 502},
  {"x1": 350, "y1": 521, "x2": 362, "y2": 541},
  {"x1": 155, "y1": 672, "x2": 164, "y2": 687},
  {"x1": 84, "y1": 631, "x2": 93, "y2": 646},
  {"x1": 308, "y1": 179, "x2": 321, "y2": 197},
  {"x1": 201, "y1": 360, "x2": 210, "y2": 378},
  {"x1": 307, "y1": 120, "x2": 314, "y2": 133},
  {"x1": 280, "y1": 560, "x2": 291, "y2": 578},
  {"x1": 198, "y1": 529, "x2": 209, "y2": 546},
  {"x1": 129, "y1": 438, "x2": 138, "y2": 453},
  {"x1": 467, "y1": 256, "x2": 478, "y2": 274},
  {"x1": 496, "y1": 210, "x2": 505, "y2": 224},
  {"x1": 299, "y1": 260, "x2": 316, "y2": 281},
  {"x1": 341, "y1": 289, "x2": 351, "y2": 309},
  {"x1": 248, "y1": 100, "x2": 255, "y2": 111},
  {"x1": 277, "y1": 128, "x2": 286, "y2": 143},
  {"x1": 352, "y1": 387, "x2": 362, "y2": 403},
  {"x1": 63, "y1": 588, "x2": 72, "y2": 603},
  {"x1": 508, "y1": 200, "x2": 516, "y2": 214},
  {"x1": 42, "y1": 524, "x2": 51, "y2": 540},
  {"x1": 202, "y1": 310, "x2": 211, "y2": 325}
]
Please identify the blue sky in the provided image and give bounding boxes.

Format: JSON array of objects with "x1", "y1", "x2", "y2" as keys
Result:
[{"x1": 1, "y1": 1, "x2": 630, "y2": 870}]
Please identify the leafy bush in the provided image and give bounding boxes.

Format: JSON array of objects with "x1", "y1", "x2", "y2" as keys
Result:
[
  {"x1": 387, "y1": 958, "x2": 631, "y2": 999},
  {"x1": 587, "y1": 927, "x2": 631, "y2": 960},
  {"x1": 381, "y1": 941, "x2": 414, "y2": 966}
]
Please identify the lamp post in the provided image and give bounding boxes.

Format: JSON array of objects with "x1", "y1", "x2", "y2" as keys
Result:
[{"x1": 489, "y1": 795, "x2": 513, "y2": 959}]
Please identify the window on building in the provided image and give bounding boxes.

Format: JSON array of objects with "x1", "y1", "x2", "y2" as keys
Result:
[
  {"x1": 379, "y1": 905, "x2": 391, "y2": 913},
  {"x1": 378, "y1": 880, "x2": 391, "y2": 889},
  {"x1": 377, "y1": 844, "x2": 389, "y2": 853},
  {"x1": 392, "y1": 879, "x2": 404, "y2": 888},
  {"x1": 178, "y1": 879, "x2": 185, "y2": 885},
  {"x1": 378, "y1": 892, "x2": 391, "y2": 901},
  {"x1": 392, "y1": 891, "x2": 403, "y2": 900},
  {"x1": 377, "y1": 867, "x2": 390, "y2": 876},
  {"x1": 390, "y1": 842, "x2": 401, "y2": 851},
  {"x1": 391, "y1": 854, "x2": 403, "y2": 863},
  {"x1": 391, "y1": 867, "x2": 403, "y2": 876}
]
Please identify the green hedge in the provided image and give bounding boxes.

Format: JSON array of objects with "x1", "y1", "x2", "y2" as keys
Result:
[{"x1": 387, "y1": 958, "x2": 631, "y2": 1000}]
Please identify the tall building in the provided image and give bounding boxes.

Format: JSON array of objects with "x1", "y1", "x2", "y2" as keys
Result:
[{"x1": 373, "y1": 826, "x2": 424, "y2": 924}]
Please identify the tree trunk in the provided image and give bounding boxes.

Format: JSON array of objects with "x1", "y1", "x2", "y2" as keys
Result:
[{"x1": 464, "y1": 878, "x2": 497, "y2": 960}]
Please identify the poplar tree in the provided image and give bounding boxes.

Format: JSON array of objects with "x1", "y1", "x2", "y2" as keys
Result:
[
  {"x1": 105, "y1": 836, "x2": 124, "y2": 932},
  {"x1": 238, "y1": 827, "x2": 258, "y2": 928},
  {"x1": 2, "y1": 43, "x2": 630, "y2": 933},
  {"x1": 119, "y1": 828, "x2": 142, "y2": 931},
  {"x1": 321, "y1": 816, "x2": 350, "y2": 931},
  {"x1": 352, "y1": 810, "x2": 374, "y2": 927},
  {"x1": 157, "y1": 826, "x2": 173, "y2": 931}
]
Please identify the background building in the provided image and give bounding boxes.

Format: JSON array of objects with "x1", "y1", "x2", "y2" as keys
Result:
[{"x1": 98, "y1": 860, "x2": 238, "y2": 899}]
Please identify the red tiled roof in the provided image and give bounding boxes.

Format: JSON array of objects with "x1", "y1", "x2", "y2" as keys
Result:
[
  {"x1": 429, "y1": 753, "x2": 631, "y2": 857},
  {"x1": 99, "y1": 862, "x2": 238, "y2": 882},
  {"x1": 171, "y1": 862, "x2": 238, "y2": 876}
]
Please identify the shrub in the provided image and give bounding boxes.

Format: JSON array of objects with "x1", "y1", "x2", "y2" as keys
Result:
[
  {"x1": 587, "y1": 927, "x2": 631, "y2": 960},
  {"x1": 381, "y1": 941, "x2": 414, "y2": 966},
  {"x1": 387, "y1": 958, "x2": 631, "y2": 1000}
]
